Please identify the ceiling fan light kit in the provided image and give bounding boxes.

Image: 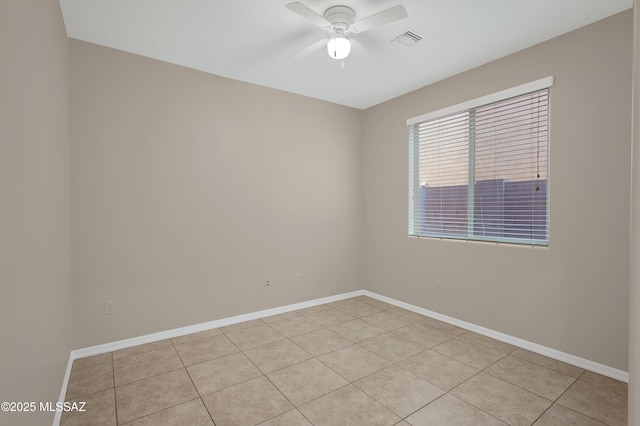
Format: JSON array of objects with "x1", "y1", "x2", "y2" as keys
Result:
[
  {"x1": 327, "y1": 30, "x2": 351, "y2": 59},
  {"x1": 324, "y1": 6, "x2": 353, "y2": 59},
  {"x1": 285, "y1": 2, "x2": 408, "y2": 61}
]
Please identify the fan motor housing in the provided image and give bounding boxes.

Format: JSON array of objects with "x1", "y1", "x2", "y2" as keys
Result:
[{"x1": 324, "y1": 6, "x2": 354, "y2": 32}]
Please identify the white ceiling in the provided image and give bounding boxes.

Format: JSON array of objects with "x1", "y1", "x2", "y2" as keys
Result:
[{"x1": 59, "y1": 0, "x2": 632, "y2": 110}]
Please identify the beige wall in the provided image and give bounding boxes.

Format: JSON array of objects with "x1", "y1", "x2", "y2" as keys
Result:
[
  {"x1": 0, "y1": 3, "x2": 633, "y2": 423},
  {"x1": 629, "y1": 1, "x2": 639, "y2": 422},
  {"x1": 0, "y1": 1, "x2": 72, "y2": 425},
  {"x1": 362, "y1": 11, "x2": 632, "y2": 371},
  {"x1": 70, "y1": 12, "x2": 633, "y2": 372},
  {"x1": 69, "y1": 40, "x2": 363, "y2": 348}
]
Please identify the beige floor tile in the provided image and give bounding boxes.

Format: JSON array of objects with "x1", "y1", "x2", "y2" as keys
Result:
[
  {"x1": 359, "y1": 332, "x2": 425, "y2": 363},
  {"x1": 325, "y1": 298, "x2": 359, "y2": 309},
  {"x1": 557, "y1": 379, "x2": 627, "y2": 426},
  {"x1": 224, "y1": 324, "x2": 285, "y2": 350},
  {"x1": 170, "y1": 328, "x2": 222, "y2": 346},
  {"x1": 302, "y1": 309, "x2": 355, "y2": 326},
  {"x1": 257, "y1": 409, "x2": 312, "y2": 425},
  {"x1": 329, "y1": 319, "x2": 386, "y2": 342},
  {"x1": 451, "y1": 373, "x2": 552, "y2": 426},
  {"x1": 262, "y1": 311, "x2": 304, "y2": 324},
  {"x1": 267, "y1": 358, "x2": 348, "y2": 406},
  {"x1": 203, "y1": 376, "x2": 293, "y2": 426},
  {"x1": 219, "y1": 318, "x2": 266, "y2": 333},
  {"x1": 533, "y1": 403, "x2": 606, "y2": 426},
  {"x1": 399, "y1": 350, "x2": 478, "y2": 391},
  {"x1": 122, "y1": 398, "x2": 213, "y2": 426},
  {"x1": 174, "y1": 333, "x2": 239, "y2": 366},
  {"x1": 394, "y1": 323, "x2": 456, "y2": 348},
  {"x1": 389, "y1": 307, "x2": 430, "y2": 322},
  {"x1": 318, "y1": 344, "x2": 390, "y2": 382},
  {"x1": 419, "y1": 317, "x2": 467, "y2": 335},
  {"x1": 290, "y1": 328, "x2": 353, "y2": 356},
  {"x1": 484, "y1": 355, "x2": 575, "y2": 400},
  {"x1": 112, "y1": 340, "x2": 173, "y2": 360},
  {"x1": 579, "y1": 370, "x2": 628, "y2": 395},
  {"x1": 406, "y1": 394, "x2": 507, "y2": 426},
  {"x1": 336, "y1": 301, "x2": 385, "y2": 318},
  {"x1": 459, "y1": 331, "x2": 517, "y2": 354},
  {"x1": 347, "y1": 295, "x2": 373, "y2": 304},
  {"x1": 362, "y1": 310, "x2": 416, "y2": 331},
  {"x1": 294, "y1": 304, "x2": 334, "y2": 315},
  {"x1": 72, "y1": 352, "x2": 112, "y2": 370},
  {"x1": 244, "y1": 339, "x2": 312, "y2": 373},
  {"x1": 66, "y1": 361, "x2": 114, "y2": 400},
  {"x1": 187, "y1": 352, "x2": 262, "y2": 396},
  {"x1": 60, "y1": 388, "x2": 116, "y2": 426},
  {"x1": 58, "y1": 302, "x2": 629, "y2": 426},
  {"x1": 359, "y1": 297, "x2": 397, "y2": 310},
  {"x1": 510, "y1": 348, "x2": 584, "y2": 378},
  {"x1": 115, "y1": 369, "x2": 198, "y2": 424},
  {"x1": 432, "y1": 336, "x2": 506, "y2": 369},
  {"x1": 268, "y1": 316, "x2": 324, "y2": 337},
  {"x1": 355, "y1": 366, "x2": 443, "y2": 418},
  {"x1": 299, "y1": 384, "x2": 400, "y2": 426},
  {"x1": 114, "y1": 347, "x2": 183, "y2": 386}
]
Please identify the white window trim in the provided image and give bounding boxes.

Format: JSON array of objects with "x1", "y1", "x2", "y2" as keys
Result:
[
  {"x1": 406, "y1": 76, "x2": 554, "y2": 126},
  {"x1": 407, "y1": 76, "x2": 554, "y2": 246}
]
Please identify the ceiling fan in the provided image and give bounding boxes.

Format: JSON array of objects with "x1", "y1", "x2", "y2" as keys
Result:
[{"x1": 285, "y1": 2, "x2": 408, "y2": 61}]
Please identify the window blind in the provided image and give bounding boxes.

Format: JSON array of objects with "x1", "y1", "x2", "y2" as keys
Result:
[{"x1": 408, "y1": 78, "x2": 552, "y2": 246}]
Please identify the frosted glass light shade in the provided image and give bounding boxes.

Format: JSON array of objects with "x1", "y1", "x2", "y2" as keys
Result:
[{"x1": 327, "y1": 36, "x2": 351, "y2": 59}]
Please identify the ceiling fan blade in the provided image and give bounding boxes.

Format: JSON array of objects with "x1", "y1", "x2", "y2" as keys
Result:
[
  {"x1": 350, "y1": 38, "x2": 366, "y2": 53},
  {"x1": 351, "y1": 4, "x2": 407, "y2": 33},
  {"x1": 285, "y1": 2, "x2": 331, "y2": 29},
  {"x1": 287, "y1": 38, "x2": 329, "y2": 59}
]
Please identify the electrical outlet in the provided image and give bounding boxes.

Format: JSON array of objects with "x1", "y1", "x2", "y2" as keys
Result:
[
  {"x1": 435, "y1": 280, "x2": 442, "y2": 292},
  {"x1": 104, "y1": 300, "x2": 116, "y2": 315},
  {"x1": 264, "y1": 279, "x2": 271, "y2": 289}
]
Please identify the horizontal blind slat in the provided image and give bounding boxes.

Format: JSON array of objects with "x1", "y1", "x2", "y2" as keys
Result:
[{"x1": 409, "y1": 86, "x2": 550, "y2": 246}]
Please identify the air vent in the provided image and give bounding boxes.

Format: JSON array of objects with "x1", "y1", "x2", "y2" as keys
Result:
[{"x1": 392, "y1": 30, "x2": 425, "y2": 47}]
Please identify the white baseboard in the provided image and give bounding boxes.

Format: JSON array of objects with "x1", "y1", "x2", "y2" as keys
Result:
[
  {"x1": 55, "y1": 288, "x2": 628, "y2": 424},
  {"x1": 361, "y1": 290, "x2": 629, "y2": 383},
  {"x1": 53, "y1": 355, "x2": 75, "y2": 426},
  {"x1": 69, "y1": 290, "x2": 364, "y2": 359},
  {"x1": 54, "y1": 290, "x2": 364, "y2": 425}
]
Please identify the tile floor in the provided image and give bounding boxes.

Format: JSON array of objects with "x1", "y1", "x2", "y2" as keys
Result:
[{"x1": 61, "y1": 296, "x2": 628, "y2": 426}]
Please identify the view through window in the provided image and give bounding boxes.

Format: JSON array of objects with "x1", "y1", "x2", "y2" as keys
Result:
[{"x1": 408, "y1": 80, "x2": 551, "y2": 246}]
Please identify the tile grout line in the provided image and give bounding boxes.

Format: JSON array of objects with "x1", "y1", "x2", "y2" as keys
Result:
[
  {"x1": 380, "y1": 339, "x2": 453, "y2": 422},
  {"x1": 236, "y1": 307, "x2": 396, "y2": 423},
  {"x1": 551, "y1": 371, "x2": 618, "y2": 426},
  {"x1": 509, "y1": 348, "x2": 586, "y2": 378},
  {"x1": 532, "y1": 375, "x2": 579, "y2": 426},
  {"x1": 438, "y1": 353, "x2": 511, "y2": 424},
  {"x1": 427, "y1": 338, "x2": 558, "y2": 425},
  {"x1": 114, "y1": 338, "x2": 217, "y2": 424},
  {"x1": 112, "y1": 326, "x2": 550, "y2": 426},
  {"x1": 63, "y1": 296, "x2": 627, "y2": 426},
  {"x1": 213, "y1": 321, "x2": 355, "y2": 425},
  {"x1": 111, "y1": 356, "x2": 119, "y2": 426},
  {"x1": 168, "y1": 334, "x2": 216, "y2": 426},
  {"x1": 281, "y1": 306, "x2": 468, "y2": 424}
]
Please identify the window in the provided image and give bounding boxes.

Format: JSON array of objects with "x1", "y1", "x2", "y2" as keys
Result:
[{"x1": 408, "y1": 77, "x2": 552, "y2": 246}]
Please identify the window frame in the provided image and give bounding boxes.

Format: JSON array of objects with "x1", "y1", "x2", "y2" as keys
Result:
[{"x1": 407, "y1": 77, "x2": 553, "y2": 246}]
